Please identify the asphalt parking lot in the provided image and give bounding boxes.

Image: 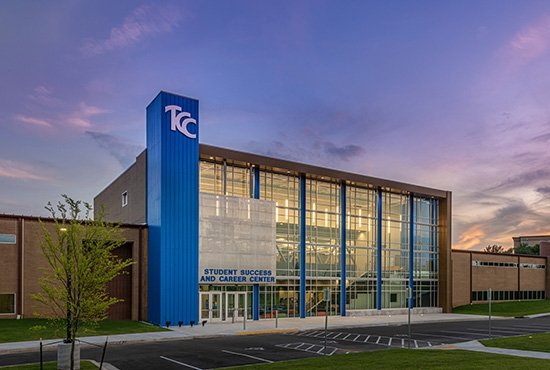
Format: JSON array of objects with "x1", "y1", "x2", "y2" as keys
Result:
[{"x1": 2, "y1": 316, "x2": 550, "y2": 369}]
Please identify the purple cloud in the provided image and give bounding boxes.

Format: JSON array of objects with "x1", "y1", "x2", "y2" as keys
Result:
[
  {"x1": 81, "y1": 3, "x2": 183, "y2": 56},
  {"x1": 0, "y1": 159, "x2": 51, "y2": 181}
]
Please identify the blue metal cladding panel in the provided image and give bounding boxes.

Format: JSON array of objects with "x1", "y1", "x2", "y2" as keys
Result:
[
  {"x1": 299, "y1": 174, "x2": 306, "y2": 319},
  {"x1": 340, "y1": 182, "x2": 346, "y2": 316},
  {"x1": 147, "y1": 91, "x2": 199, "y2": 325},
  {"x1": 409, "y1": 194, "x2": 415, "y2": 309},
  {"x1": 376, "y1": 188, "x2": 382, "y2": 310}
]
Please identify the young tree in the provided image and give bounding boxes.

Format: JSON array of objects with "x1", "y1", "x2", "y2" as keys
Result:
[
  {"x1": 514, "y1": 243, "x2": 540, "y2": 255},
  {"x1": 483, "y1": 244, "x2": 508, "y2": 253},
  {"x1": 33, "y1": 195, "x2": 133, "y2": 370}
]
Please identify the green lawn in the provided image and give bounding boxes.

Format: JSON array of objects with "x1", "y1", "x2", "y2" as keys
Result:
[
  {"x1": 481, "y1": 332, "x2": 550, "y2": 353},
  {"x1": 0, "y1": 319, "x2": 168, "y2": 343},
  {"x1": 229, "y1": 349, "x2": 550, "y2": 369},
  {"x1": 0, "y1": 361, "x2": 97, "y2": 369},
  {"x1": 452, "y1": 300, "x2": 550, "y2": 317}
]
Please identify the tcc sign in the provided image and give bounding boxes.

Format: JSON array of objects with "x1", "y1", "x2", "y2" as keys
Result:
[{"x1": 165, "y1": 105, "x2": 197, "y2": 139}]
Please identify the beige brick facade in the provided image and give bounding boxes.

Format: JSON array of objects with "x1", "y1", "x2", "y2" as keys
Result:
[{"x1": 452, "y1": 250, "x2": 547, "y2": 308}]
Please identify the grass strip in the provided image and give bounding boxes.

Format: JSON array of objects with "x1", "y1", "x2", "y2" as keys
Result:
[
  {"x1": 228, "y1": 349, "x2": 550, "y2": 369},
  {"x1": 452, "y1": 300, "x2": 550, "y2": 317},
  {"x1": 481, "y1": 332, "x2": 550, "y2": 353},
  {"x1": 0, "y1": 360, "x2": 97, "y2": 369},
  {"x1": 0, "y1": 319, "x2": 167, "y2": 343}
]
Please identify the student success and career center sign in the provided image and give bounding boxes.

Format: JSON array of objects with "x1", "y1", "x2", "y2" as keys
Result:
[
  {"x1": 199, "y1": 193, "x2": 277, "y2": 285},
  {"x1": 201, "y1": 268, "x2": 275, "y2": 284}
]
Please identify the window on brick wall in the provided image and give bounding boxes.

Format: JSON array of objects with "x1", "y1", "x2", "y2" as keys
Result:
[
  {"x1": 0, "y1": 294, "x2": 15, "y2": 314},
  {"x1": 0, "y1": 234, "x2": 16, "y2": 244},
  {"x1": 122, "y1": 191, "x2": 128, "y2": 207}
]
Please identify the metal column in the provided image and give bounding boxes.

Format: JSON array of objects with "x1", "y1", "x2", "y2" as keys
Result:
[
  {"x1": 300, "y1": 174, "x2": 307, "y2": 318},
  {"x1": 340, "y1": 182, "x2": 347, "y2": 316},
  {"x1": 409, "y1": 194, "x2": 415, "y2": 309},
  {"x1": 253, "y1": 166, "x2": 260, "y2": 320},
  {"x1": 377, "y1": 188, "x2": 383, "y2": 310}
]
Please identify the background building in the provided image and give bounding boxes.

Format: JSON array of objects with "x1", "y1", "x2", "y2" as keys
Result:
[
  {"x1": 0, "y1": 215, "x2": 147, "y2": 320},
  {"x1": 452, "y1": 249, "x2": 549, "y2": 307},
  {"x1": 513, "y1": 235, "x2": 550, "y2": 248}
]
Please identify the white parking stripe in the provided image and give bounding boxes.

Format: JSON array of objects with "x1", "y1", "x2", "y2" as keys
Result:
[
  {"x1": 160, "y1": 356, "x2": 203, "y2": 370},
  {"x1": 401, "y1": 339, "x2": 405, "y2": 348},
  {"x1": 412, "y1": 332, "x2": 473, "y2": 341},
  {"x1": 438, "y1": 330, "x2": 495, "y2": 337},
  {"x1": 467, "y1": 328, "x2": 529, "y2": 334},
  {"x1": 388, "y1": 338, "x2": 392, "y2": 346},
  {"x1": 375, "y1": 336, "x2": 381, "y2": 344},
  {"x1": 510, "y1": 325, "x2": 550, "y2": 331},
  {"x1": 363, "y1": 335, "x2": 371, "y2": 342},
  {"x1": 414, "y1": 340, "x2": 418, "y2": 349},
  {"x1": 353, "y1": 335, "x2": 360, "y2": 341},
  {"x1": 333, "y1": 333, "x2": 343, "y2": 339},
  {"x1": 222, "y1": 350, "x2": 274, "y2": 364}
]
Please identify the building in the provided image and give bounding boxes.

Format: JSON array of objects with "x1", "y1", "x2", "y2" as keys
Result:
[
  {"x1": 513, "y1": 235, "x2": 550, "y2": 249},
  {"x1": 452, "y1": 249, "x2": 549, "y2": 307},
  {"x1": 94, "y1": 91, "x2": 452, "y2": 326},
  {"x1": 0, "y1": 91, "x2": 455, "y2": 323},
  {"x1": 0, "y1": 214, "x2": 147, "y2": 320},
  {"x1": 4, "y1": 91, "x2": 549, "y2": 324}
]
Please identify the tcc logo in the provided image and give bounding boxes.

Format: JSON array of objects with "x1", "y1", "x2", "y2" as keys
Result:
[{"x1": 165, "y1": 105, "x2": 197, "y2": 139}]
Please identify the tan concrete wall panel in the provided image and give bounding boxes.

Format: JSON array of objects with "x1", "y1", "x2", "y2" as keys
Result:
[
  {"x1": 472, "y1": 267, "x2": 518, "y2": 291},
  {"x1": 520, "y1": 269, "x2": 546, "y2": 291}
]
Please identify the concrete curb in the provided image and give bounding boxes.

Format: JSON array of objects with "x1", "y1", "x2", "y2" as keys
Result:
[
  {"x1": 525, "y1": 312, "x2": 550, "y2": 319},
  {"x1": 88, "y1": 359, "x2": 120, "y2": 370},
  {"x1": 236, "y1": 328, "x2": 298, "y2": 335}
]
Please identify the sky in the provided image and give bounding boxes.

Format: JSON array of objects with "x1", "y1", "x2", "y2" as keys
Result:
[{"x1": 1, "y1": 0, "x2": 550, "y2": 250}]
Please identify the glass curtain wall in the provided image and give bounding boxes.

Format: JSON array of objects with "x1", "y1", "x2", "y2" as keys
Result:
[
  {"x1": 305, "y1": 178, "x2": 341, "y2": 316},
  {"x1": 199, "y1": 160, "x2": 250, "y2": 197},
  {"x1": 200, "y1": 159, "x2": 441, "y2": 317},
  {"x1": 345, "y1": 185, "x2": 377, "y2": 310},
  {"x1": 381, "y1": 192, "x2": 409, "y2": 308},
  {"x1": 259, "y1": 170, "x2": 300, "y2": 318},
  {"x1": 413, "y1": 197, "x2": 439, "y2": 307}
]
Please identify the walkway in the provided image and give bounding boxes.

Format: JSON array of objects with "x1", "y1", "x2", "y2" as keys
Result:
[{"x1": 439, "y1": 340, "x2": 550, "y2": 360}]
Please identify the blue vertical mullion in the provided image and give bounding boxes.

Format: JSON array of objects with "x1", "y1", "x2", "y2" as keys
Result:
[
  {"x1": 299, "y1": 174, "x2": 306, "y2": 319},
  {"x1": 377, "y1": 188, "x2": 382, "y2": 310},
  {"x1": 253, "y1": 285, "x2": 260, "y2": 321},
  {"x1": 253, "y1": 166, "x2": 260, "y2": 320},
  {"x1": 409, "y1": 194, "x2": 415, "y2": 309},
  {"x1": 340, "y1": 182, "x2": 347, "y2": 316}
]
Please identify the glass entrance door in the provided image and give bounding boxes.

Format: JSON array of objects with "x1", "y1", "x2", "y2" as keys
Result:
[
  {"x1": 200, "y1": 292, "x2": 223, "y2": 322},
  {"x1": 225, "y1": 292, "x2": 247, "y2": 321}
]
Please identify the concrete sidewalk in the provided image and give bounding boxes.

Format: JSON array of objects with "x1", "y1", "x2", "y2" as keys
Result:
[
  {"x1": 0, "y1": 313, "x2": 498, "y2": 354},
  {"x1": 438, "y1": 340, "x2": 550, "y2": 360}
]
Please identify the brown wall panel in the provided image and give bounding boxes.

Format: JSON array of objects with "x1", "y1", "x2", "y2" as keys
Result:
[
  {"x1": 107, "y1": 243, "x2": 133, "y2": 320},
  {"x1": 451, "y1": 252, "x2": 471, "y2": 307}
]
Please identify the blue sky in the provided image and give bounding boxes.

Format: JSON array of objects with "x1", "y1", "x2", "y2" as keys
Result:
[{"x1": 1, "y1": 0, "x2": 550, "y2": 249}]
